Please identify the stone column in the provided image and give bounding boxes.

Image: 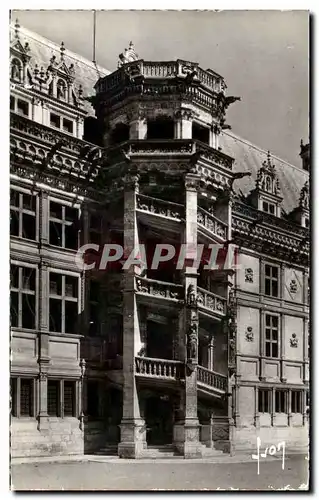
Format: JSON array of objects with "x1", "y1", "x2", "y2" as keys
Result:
[
  {"x1": 175, "y1": 110, "x2": 192, "y2": 139},
  {"x1": 208, "y1": 335, "x2": 215, "y2": 371},
  {"x1": 287, "y1": 389, "x2": 292, "y2": 426},
  {"x1": 174, "y1": 173, "x2": 202, "y2": 458},
  {"x1": 38, "y1": 259, "x2": 50, "y2": 430},
  {"x1": 118, "y1": 172, "x2": 146, "y2": 458},
  {"x1": 271, "y1": 387, "x2": 276, "y2": 426}
]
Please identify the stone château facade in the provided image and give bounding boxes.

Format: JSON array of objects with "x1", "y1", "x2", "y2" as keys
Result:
[{"x1": 10, "y1": 22, "x2": 309, "y2": 459}]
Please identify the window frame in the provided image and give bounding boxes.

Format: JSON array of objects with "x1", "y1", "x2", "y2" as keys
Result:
[
  {"x1": 48, "y1": 269, "x2": 81, "y2": 334},
  {"x1": 48, "y1": 198, "x2": 80, "y2": 250},
  {"x1": 258, "y1": 388, "x2": 272, "y2": 413},
  {"x1": 291, "y1": 390, "x2": 302, "y2": 414},
  {"x1": 264, "y1": 312, "x2": 280, "y2": 359},
  {"x1": 47, "y1": 379, "x2": 78, "y2": 418},
  {"x1": 275, "y1": 389, "x2": 288, "y2": 413},
  {"x1": 10, "y1": 262, "x2": 38, "y2": 330},
  {"x1": 10, "y1": 188, "x2": 39, "y2": 242},
  {"x1": 263, "y1": 262, "x2": 280, "y2": 298},
  {"x1": 10, "y1": 377, "x2": 36, "y2": 418}
]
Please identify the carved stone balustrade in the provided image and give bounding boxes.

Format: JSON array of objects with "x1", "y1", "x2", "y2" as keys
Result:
[
  {"x1": 197, "y1": 206, "x2": 228, "y2": 240},
  {"x1": 197, "y1": 287, "x2": 227, "y2": 316},
  {"x1": 95, "y1": 59, "x2": 224, "y2": 95},
  {"x1": 129, "y1": 139, "x2": 194, "y2": 156},
  {"x1": 135, "y1": 276, "x2": 184, "y2": 301},
  {"x1": 197, "y1": 365, "x2": 227, "y2": 392},
  {"x1": 137, "y1": 193, "x2": 184, "y2": 220},
  {"x1": 135, "y1": 356, "x2": 183, "y2": 380}
]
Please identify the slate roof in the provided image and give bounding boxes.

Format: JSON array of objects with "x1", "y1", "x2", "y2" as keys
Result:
[
  {"x1": 220, "y1": 131, "x2": 309, "y2": 215},
  {"x1": 10, "y1": 24, "x2": 308, "y2": 215},
  {"x1": 10, "y1": 24, "x2": 109, "y2": 115}
]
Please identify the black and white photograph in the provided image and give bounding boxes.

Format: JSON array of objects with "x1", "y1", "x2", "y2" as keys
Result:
[{"x1": 7, "y1": 8, "x2": 310, "y2": 491}]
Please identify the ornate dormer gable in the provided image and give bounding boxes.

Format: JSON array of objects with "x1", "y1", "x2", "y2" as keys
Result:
[
  {"x1": 256, "y1": 151, "x2": 281, "y2": 197},
  {"x1": 247, "y1": 151, "x2": 283, "y2": 217},
  {"x1": 10, "y1": 19, "x2": 32, "y2": 84},
  {"x1": 118, "y1": 42, "x2": 139, "y2": 68},
  {"x1": 43, "y1": 41, "x2": 83, "y2": 106}
]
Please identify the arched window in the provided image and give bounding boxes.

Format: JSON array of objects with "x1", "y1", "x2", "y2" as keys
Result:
[
  {"x1": 57, "y1": 79, "x2": 67, "y2": 100},
  {"x1": 11, "y1": 58, "x2": 22, "y2": 81}
]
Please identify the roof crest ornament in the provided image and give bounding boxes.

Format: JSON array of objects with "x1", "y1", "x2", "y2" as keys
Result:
[{"x1": 118, "y1": 41, "x2": 139, "y2": 68}]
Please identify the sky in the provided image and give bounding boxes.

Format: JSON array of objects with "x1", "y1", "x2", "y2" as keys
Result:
[{"x1": 11, "y1": 9, "x2": 309, "y2": 166}]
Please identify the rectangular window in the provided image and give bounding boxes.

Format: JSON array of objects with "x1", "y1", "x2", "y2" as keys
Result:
[
  {"x1": 10, "y1": 378, "x2": 17, "y2": 417},
  {"x1": 10, "y1": 264, "x2": 36, "y2": 329},
  {"x1": 275, "y1": 390, "x2": 287, "y2": 413},
  {"x1": 17, "y1": 99, "x2": 29, "y2": 116},
  {"x1": 291, "y1": 391, "x2": 302, "y2": 414},
  {"x1": 63, "y1": 118, "x2": 73, "y2": 134},
  {"x1": 49, "y1": 200, "x2": 79, "y2": 250},
  {"x1": 48, "y1": 380, "x2": 60, "y2": 417},
  {"x1": 20, "y1": 379, "x2": 34, "y2": 417},
  {"x1": 262, "y1": 201, "x2": 275, "y2": 215},
  {"x1": 10, "y1": 378, "x2": 34, "y2": 417},
  {"x1": 63, "y1": 381, "x2": 76, "y2": 417},
  {"x1": 264, "y1": 264, "x2": 279, "y2": 297},
  {"x1": 10, "y1": 189, "x2": 37, "y2": 240},
  {"x1": 50, "y1": 113, "x2": 61, "y2": 129},
  {"x1": 265, "y1": 313, "x2": 279, "y2": 358},
  {"x1": 258, "y1": 388, "x2": 271, "y2": 413},
  {"x1": 10, "y1": 95, "x2": 15, "y2": 111},
  {"x1": 49, "y1": 272, "x2": 79, "y2": 334},
  {"x1": 305, "y1": 218, "x2": 309, "y2": 228}
]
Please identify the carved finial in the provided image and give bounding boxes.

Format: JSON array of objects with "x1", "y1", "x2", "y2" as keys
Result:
[
  {"x1": 267, "y1": 150, "x2": 271, "y2": 165},
  {"x1": 300, "y1": 139, "x2": 304, "y2": 148},
  {"x1": 60, "y1": 41, "x2": 65, "y2": 59},
  {"x1": 118, "y1": 41, "x2": 139, "y2": 67},
  {"x1": 14, "y1": 19, "x2": 20, "y2": 39}
]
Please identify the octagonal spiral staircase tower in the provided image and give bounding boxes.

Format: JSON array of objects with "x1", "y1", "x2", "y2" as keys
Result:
[{"x1": 91, "y1": 47, "x2": 240, "y2": 458}]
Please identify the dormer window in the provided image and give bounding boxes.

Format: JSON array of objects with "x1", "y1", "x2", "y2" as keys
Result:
[
  {"x1": 17, "y1": 99, "x2": 29, "y2": 117},
  {"x1": 50, "y1": 113, "x2": 61, "y2": 129},
  {"x1": 63, "y1": 118, "x2": 73, "y2": 134},
  {"x1": 262, "y1": 201, "x2": 275, "y2": 215}
]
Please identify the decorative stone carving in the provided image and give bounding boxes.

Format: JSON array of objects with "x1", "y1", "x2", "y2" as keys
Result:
[
  {"x1": 290, "y1": 333, "x2": 298, "y2": 348},
  {"x1": 187, "y1": 323, "x2": 198, "y2": 360},
  {"x1": 118, "y1": 41, "x2": 139, "y2": 67},
  {"x1": 245, "y1": 268, "x2": 254, "y2": 283},
  {"x1": 245, "y1": 327, "x2": 254, "y2": 342},
  {"x1": 186, "y1": 284, "x2": 197, "y2": 307},
  {"x1": 299, "y1": 181, "x2": 309, "y2": 211},
  {"x1": 289, "y1": 279, "x2": 298, "y2": 295},
  {"x1": 256, "y1": 151, "x2": 281, "y2": 196}
]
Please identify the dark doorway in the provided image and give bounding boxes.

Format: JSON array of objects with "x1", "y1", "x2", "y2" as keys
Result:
[
  {"x1": 145, "y1": 396, "x2": 173, "y2": 445},
  {"x1": 192, "y1": 122, "x2": 210, "y2": 145},
  {"x1": 109, "y1": 123, "x2": 130, "y2": 145},
  {"x1": 146, "y1": 320, "x2": 173, "y2": 359},
  {"x1": 147, "y1": 118, "x2": 175, "y2": 140}
]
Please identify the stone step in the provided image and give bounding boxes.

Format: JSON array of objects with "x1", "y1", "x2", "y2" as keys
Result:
[
  {"x1": 140, "y1": 445, "x2": 182, "y2": 458},
  {"x1": 95, "y1": 445, "x2": 118, "y2": 456}
]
